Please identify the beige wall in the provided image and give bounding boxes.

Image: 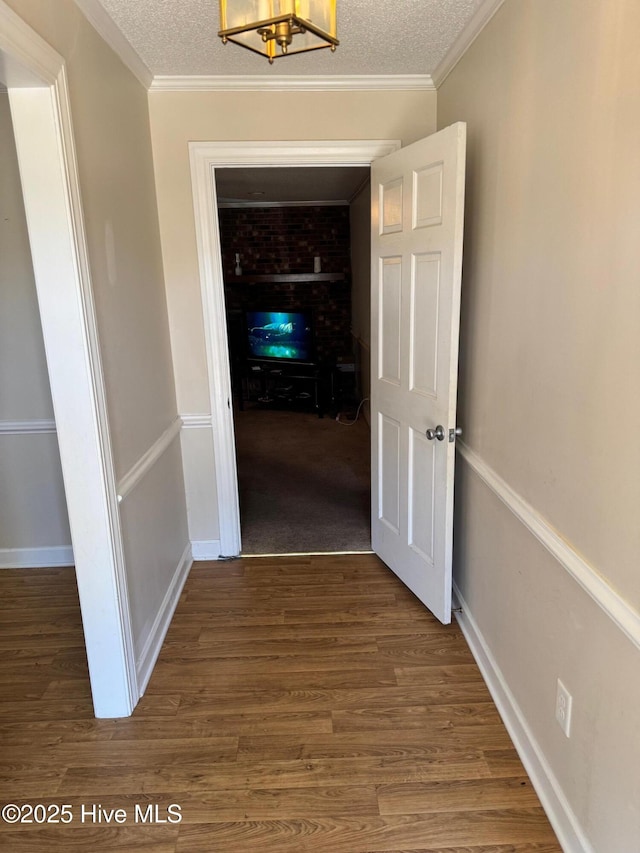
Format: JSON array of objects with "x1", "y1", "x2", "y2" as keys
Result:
[
  {"x1": 0, "y1": 94, "x2": 52, "y2": 422},
  {"x1": 4, "y1": 0, "x2": 178, "y2": 477},
  {"x1": 0, "y1": 94, "x2": 71, "y2": 554},
  {"x1": 149, "y1": 88, "x2": 436, "y2": 541},
  {"x1": 438, "y1": 1, "x2": 640, "y2": 849},
  {"x1": 4, "y1": 1, "x2": 189, "y2": 668},
  {"x1": 150, "y1": 89, "x2": 435, "y2": 414}
]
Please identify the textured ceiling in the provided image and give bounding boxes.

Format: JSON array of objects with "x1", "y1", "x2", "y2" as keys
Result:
[{"x1": 95, "y1": 0, "x2": 485, "y2": 77}]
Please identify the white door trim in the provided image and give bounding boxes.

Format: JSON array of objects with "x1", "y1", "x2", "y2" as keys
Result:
[
  {"x1": 0, "y1": 1, "x2": 137, "y2": 717},
  {"x1": 189, "y1": 140, "x2": 400, "y2": 554}
]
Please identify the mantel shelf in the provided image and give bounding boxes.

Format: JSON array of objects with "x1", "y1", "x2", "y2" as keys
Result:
[{"x1": 226, "y1": 273, "x2": 346, "y2": 284}]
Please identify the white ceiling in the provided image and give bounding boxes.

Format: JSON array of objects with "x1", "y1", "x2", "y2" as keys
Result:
[
  {"x1": 75, "y1": 0, "x2": 503, "y2": 202},
  {"x1": 80, "y1": 0, "x2": 500, "y2": 83}
]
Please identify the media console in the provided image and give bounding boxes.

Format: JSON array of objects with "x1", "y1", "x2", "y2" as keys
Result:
[{"x1": 239, "y1": 359, "x2": 325, "y2": 417}]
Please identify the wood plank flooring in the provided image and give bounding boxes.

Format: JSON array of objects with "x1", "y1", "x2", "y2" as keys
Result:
[{"x1": 0, "y1": 555, "x2": 561, "y2": 852}]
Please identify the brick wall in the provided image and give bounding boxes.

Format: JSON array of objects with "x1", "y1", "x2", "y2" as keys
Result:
[{"x1": 220, "y1": 206, "x2": 352, "y2": 363}]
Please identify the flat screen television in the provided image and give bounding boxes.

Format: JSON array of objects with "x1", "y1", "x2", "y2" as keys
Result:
[{"x1": 245, "y1": 309, "x2": 314, "y2": 363}]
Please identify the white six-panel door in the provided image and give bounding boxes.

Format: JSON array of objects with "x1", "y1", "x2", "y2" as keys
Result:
[{"x1": 370, "y1": 123, "x2": 466, "y2": 624}]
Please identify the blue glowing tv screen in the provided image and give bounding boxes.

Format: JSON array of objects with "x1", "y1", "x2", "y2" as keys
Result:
[{"x1": 245, "y1": 310, "x2": 313, "y2": 362}]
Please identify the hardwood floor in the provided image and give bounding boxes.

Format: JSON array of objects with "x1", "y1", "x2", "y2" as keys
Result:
[{"x1": 0, "y1": 555, "x2": 561, "y2": 852}]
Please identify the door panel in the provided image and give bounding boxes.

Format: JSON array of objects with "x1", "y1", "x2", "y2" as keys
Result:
[
  {"x1": 410, "y1": 253, "x2": 441, "y2": 397},
  {"x1": 379, "y1": 413, "x2": 401, "y2": 534},
  {"x1": 414, "y1": 163, "x2": 444, "y2": 229},
  {"x1": 408, "y1": 428, "x2": 436, "y2": 564},
  {"x1": 379, "y1": 257, "x2": 402, "y2": 385},
  {"x1": 371, "y1": 123, "x2": 466, "y2": 625},
  {"x1": 381, "y1": 178, "x2": 403, "y2": 234}
]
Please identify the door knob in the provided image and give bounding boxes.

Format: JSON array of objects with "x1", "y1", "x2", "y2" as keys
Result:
[
  {"x1": 449, "y1": 426, "x2": 462, "y2": 443},
  {"x1": 426, "y1": 425, "x2": 445, "y2": 441}
]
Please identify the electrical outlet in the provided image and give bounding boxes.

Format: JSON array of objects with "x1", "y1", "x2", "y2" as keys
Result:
[{"x1": 555, "y1": 678, "x2": 573, "y2": 737}]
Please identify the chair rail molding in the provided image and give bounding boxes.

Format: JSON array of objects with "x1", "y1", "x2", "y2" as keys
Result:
[
  {"x1": 117, "y1": 416, "x2": 182, "y2": 503},
  {"x1": 181, "y1": 413, "x2": 213, "y2": 429},
  {"x1": 0, "y1": 419, "x2": 56, "y2": 434},
  {"x1": 457, "y1": 441, "x2": 640, "y2": 653}
]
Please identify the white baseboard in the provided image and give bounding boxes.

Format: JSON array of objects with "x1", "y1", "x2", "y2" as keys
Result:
[
  {"x1": 452, "y1": 582, "x2": 593, "y2": 853},
  {"x1": 0, "y1": 545, "x2": 74, "y2": 568},
  {"x1": 191, "y1": 539, "x2": 222, "y2": 560},
  {"x1": 135, "y1": 542, "x2": 193, "y2": 696}
]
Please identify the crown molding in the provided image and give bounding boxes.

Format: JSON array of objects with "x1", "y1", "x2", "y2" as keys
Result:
[
  {"x1": 150, "y1": 74, "x2": 435, "y2": 93},
  {"x1": 0, "y1": 0, "x2": 62, "y2": 86},
  {"x1": 74, "y1": 0, "x2": 503, "y2": 93},
  {"x1": 74, "y1": 0, "x2": 153, "y2": 89},
  {"x1": 431, "y1": 0, "x2": 507, "y2": 87}
]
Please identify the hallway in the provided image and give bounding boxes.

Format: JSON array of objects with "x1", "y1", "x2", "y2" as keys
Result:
[{"x1": 0, "y1": 554, "x2": 560, "y2": 851}]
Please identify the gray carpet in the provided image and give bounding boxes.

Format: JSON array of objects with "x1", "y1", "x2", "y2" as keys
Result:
[{"x1": 234, "y1": 405, "x2": 371, "y2": 554}]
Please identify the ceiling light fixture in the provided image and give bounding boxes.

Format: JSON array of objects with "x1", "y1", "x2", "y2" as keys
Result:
[{"x1": 218, "y1": 1, "x2": 339, "y2": 64}]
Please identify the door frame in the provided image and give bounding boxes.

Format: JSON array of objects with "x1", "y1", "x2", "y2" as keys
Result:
[
  {"x1": 0, "y1": 2, "x2": 137, "y2": 717},
  {"x1": 189, "y1": 140, "x2": 401, "y2": 555}
]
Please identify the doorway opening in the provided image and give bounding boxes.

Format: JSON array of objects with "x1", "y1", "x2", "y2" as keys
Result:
[
  {"x1": 215, "y1": 167, "x2": 372, "y2": 554},
  {"x1": 189, "y1": 139, "x2": 400, "y2": 559},
  {"x1": 190, "y1": 129, "x2": 465, "y2": 624}
]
